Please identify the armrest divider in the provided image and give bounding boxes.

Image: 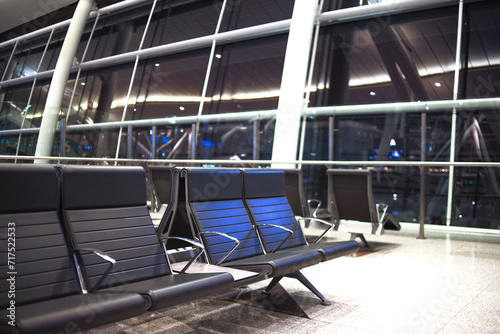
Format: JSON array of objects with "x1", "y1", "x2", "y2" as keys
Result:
[
  {"x1": 296, "y1": 216, "x2": 334, "y2": 244},
  {"x1": 73, "y1": 247, "x2": 116, "y2": 293},
  {"x1": 198, "y1": 231, "x2": 240, "y2": 265},
  {"x1": 160, "y1": 236, "x2": 206, "y2": 274},
  {"x1": 257, "y1": 223, "x2": 294, "y2": 253}
]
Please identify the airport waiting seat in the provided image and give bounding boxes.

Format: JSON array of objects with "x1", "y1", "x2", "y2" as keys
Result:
[
  {"x1": 165, "y1": 168, "x2": 326, "y2": 300},
  {"x1": 148, "y1": 165, "x2": 173, "y2": 212},
  {"x1": 242, "y1": 169, "x2": 360, "y2": 304},
  {"x1": 326, "y1": 169, "x2": 401, "y2": 247},
  {"x1": 0, "y1": 164, "x2": 149, "y2": 334},
  {"x1": 58, "y1": 165, "x2": 234, "y2": 311},
  {"x1": 284, "y1": 168, "x2": 338, "y2": 234}
]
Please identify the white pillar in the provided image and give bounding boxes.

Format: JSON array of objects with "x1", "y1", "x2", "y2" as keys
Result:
[
  {"x1": 34, "y1": 0, "x2": 94, "y2": 163},
  {"x1": 446, "y1": 0, "x2": 464, "y2": 225},
  {"x1": 271, "y1": 0, "x2": 319, "y2": 168}
]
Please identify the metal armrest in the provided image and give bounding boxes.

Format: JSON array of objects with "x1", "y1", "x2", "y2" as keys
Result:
[
  {"x1": 73, "y1": 247, "x2": 116, "y2": 293},
  {"x1": 296, "y1": 216, "x2": 334, "y2": 244},
  {"x1": 376, "y1": 203, "x2": 388, "y2": 223},
  {"x1": 160, "y1": 236, "x2": 206, "y2": 274},
  {"x1": 307, "y1": 199, "x2": 322, "y2": 218},
  {"x1": 257, "y1": 223, "x2": 294, "y2": 253},
  {"x1": 198, "y1": 231, "x2": 240, "y2": 265}
]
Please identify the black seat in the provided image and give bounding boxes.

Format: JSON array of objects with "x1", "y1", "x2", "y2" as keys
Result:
[
  {"x1": 242, "y1": 169, "x2": 360, "y2": 304},
  {"x1": 0, "y1": 164, "x2": 148, "y2": 334},
  {"x1": 58, "y1": 165, "x2": 234, "y2": 311},
  {"x1": 147, "y1": 166, "x2": 173, "y2": 212},
  {"x1": 243, "y1": 169, "x2": 360, "y2": 259},
  {"x1": 326, "y1": 169, "x2": 401, "y2": 247},
  {"x1": 166, "y1": 168, "x2": 327, "y2": 301},
  {"x1": 284, "y1": 168, "x2": 333, "y2": 224}
]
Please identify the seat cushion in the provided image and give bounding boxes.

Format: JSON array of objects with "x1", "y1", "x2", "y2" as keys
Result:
[
  {"x1": 103, "y1": 272, "x2": 234, "y2": 311},
  {"x1": 0, "y1": 292, "x2": 148, "y2": 334},
  {"x1": 222, "y1": 250, "x2": 322, "y2": 278},
  {"x1": 283, "y1": 241, "x2": 360, "y2": 262}
]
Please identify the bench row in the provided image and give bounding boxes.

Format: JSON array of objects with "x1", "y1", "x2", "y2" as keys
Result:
[
  {"x1": 0, "y1": 164, "x2": 359, "y2": 333},
  {"x1": 0, "y1": 164, "x2": 233, "y2": 334},
  {"x1": 156, "y1": 167, "x2": 360, "y2": 304}
]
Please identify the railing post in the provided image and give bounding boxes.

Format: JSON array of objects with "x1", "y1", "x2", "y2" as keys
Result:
[
  {"x1": 418, "y1": 112, "x2": 427, "y2": 239},
  {"x1": 127, "y1": 125, "x2": 133, "y2": 159},
  {"x1": 60, "y1": 118, "x2": 67, "y2": 158},
  {"x1": 151, "y1": 125, "x2": 157, "y2": 159},
  {"x1": 253, "y1": 119, "x2": 260, "y2": 161}
]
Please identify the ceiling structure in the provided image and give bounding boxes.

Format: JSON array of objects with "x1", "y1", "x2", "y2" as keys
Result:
[{"x1": 0, "y1": 0, "x2": 78, "y2": 34}]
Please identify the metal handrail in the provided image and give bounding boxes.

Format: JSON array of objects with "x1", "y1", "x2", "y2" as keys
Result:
[
  {"x1": 1, "y1": 155, "x2": 499, "y2": 168},
  {"x1": 1, "y1": 97, "x2": 499, "y2": 137}
]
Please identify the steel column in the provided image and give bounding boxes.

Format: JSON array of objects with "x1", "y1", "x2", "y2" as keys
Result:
[
  {"x1": 272, "y1": 0, "x2": 319, "y2": 168},
  {"x1": 446, "y1": 0, "x2": 464, "y2": 226},
  {"x1": 34, "y1": 0, "x2": 94, "y2": 163}
]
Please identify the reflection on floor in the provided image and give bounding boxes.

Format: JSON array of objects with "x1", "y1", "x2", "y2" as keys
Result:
[{"x1": 88, "y1": 228, "x2": 500, "y2": 334}]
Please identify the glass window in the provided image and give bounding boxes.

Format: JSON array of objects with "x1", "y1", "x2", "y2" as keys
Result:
[
  {"x1": 219, "y1": 0, "x2": 294, "y2": 32},
  {"x1": 310, "y1": 8, "x2": 458, "y2": 107},
  {"x1": 146, "y1": 1, "x2": 221, "y2": 48},
  {"x1": 463, "y1": 0, "x2": 500, "y2": 99},
  {"x1": 202, "y1": 34, "x2": 287, "y2": 115}
]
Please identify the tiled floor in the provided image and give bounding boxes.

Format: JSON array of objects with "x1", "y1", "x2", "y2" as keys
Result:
[{"x1": 89, "y1": 225, "x2": 500, "y2": 334}]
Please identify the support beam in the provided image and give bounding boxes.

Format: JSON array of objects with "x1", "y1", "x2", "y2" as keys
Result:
[
  {"x1": 272, "y1": 0, "x2": 319, "y2": 168},
  {"x1": 446, "y1": 0, "x2": 464, "y2": 225},
  {"x1": 34, "y1": 0, "x2": 94, "y2": 164}
]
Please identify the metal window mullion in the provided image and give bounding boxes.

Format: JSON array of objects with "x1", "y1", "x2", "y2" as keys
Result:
[
  {"x1": 193, "y1": 0, "x2": 229, "y2": 159},
  {"x1": 446, "y1": 0, "x2": 464, "y2": 226},
  {"x1": 299, "y1": 0, "x2": 324, "y2": 169},
  {"x1": 114, "y1": 0, "x2": 159, "y2": 164},
  {"x1": 15, "y1": 30, "x2": 55, "y2": 162},
  {"x1": 67, "y1": 12, "x2": 101, "y2": 122},
  {"x1": 1, "y1": 40, "x2": 19, "y2": 82}
]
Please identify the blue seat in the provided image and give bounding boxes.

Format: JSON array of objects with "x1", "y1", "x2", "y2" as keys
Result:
[
  {"x1": 241, "y1": 169, "x2": 360, "y2": 305},
  {"x1": 242, "y1": 169, "x2": 360, "y2": 261},
  {"x1": 160, "y1": 168, "x2": 334, "y2": 303}
]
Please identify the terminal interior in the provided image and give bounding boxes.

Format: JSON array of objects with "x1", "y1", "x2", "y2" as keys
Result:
[{"x1": 0, "y1": 0, "x2": 499, "y2": 333}]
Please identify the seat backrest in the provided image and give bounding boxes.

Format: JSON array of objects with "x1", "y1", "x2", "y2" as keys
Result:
[
  {"x1": 326, "y1": 169, "x2": 375, "y2": 223},
  {"x1": 59, "y1": 165, "x2": 172, "y2": 291},
  {"x1": 183, "y1": 168, "x2": 266, "y2": 264},
  {"x1": 156, "y1": 167, "x2": 181, "y2": 238},
  {"x1": 149, "y1": 166, "x2": 172, "y2": 205},
  {"x1": 284, "y1": 169, "x2": 310, "y2": 217},
  {"x1": 0, "y1": 164, "x2": 81, "y2": 308},
  {"x1": 243, "y1": 169, "x2": 308, "y2": 252}
]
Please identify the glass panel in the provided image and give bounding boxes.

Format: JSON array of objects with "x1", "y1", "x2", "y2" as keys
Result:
[
  {"x1": 147, "y1": 1, "x2": 221, "y2": 48},
  {"x1": 0, "y1": 85, "x2": 32, "y2": 130},
  {"x1": 454, "y1": 167, "x2": 500, "y2": 229},
  {"x1": 151, "y1": 125, "x2": 191, "y2": 160},
  {"x1": 463, "y1": 1, "x2": 500, "y2": 99},
  {"x1": 301, "y1": 109, "x2": 456, "y2": 224},
  {"x1": 310, "y1": 8, "x2": 457, "y2": 107},
  {"x1": 193, "y1": 116, "x2": 274, "y2": 162},
  {"x1": 121, "y1": 50, "x2": 211, "y2": 120},
  {"x1": 202, "y1": 34, "x2": 287, "y2": 115},
  {"x1": 67, "y1": 129, "x2": 120, "y2": 159},
  {"x1": 219, "y1": 0, "x2": 294, "y2": 32},
  {"x1": 64, "y1": 65, "x2": 135, "y2": 125}
]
